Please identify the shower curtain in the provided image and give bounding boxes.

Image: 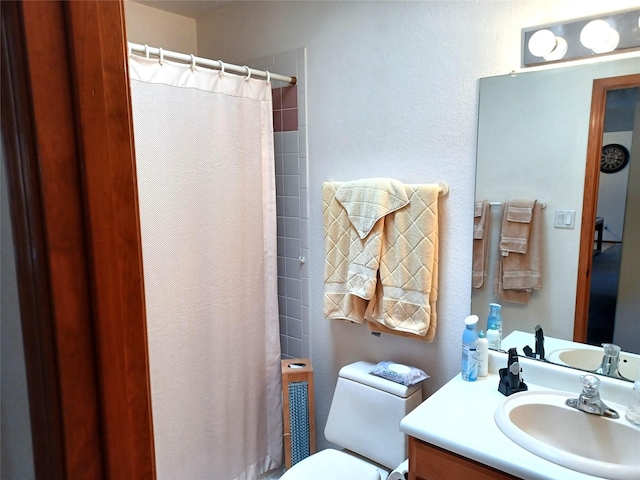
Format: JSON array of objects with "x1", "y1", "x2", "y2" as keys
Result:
[{"x1": 128, "y1": 54, "x2": 282, "y2": 480}]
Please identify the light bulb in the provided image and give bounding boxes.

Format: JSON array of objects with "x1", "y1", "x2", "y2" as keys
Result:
[
  {"x1": 528, "y1": 29, "x2": 557, "y2": 57},
  {"x1": 528, "y1": 29, "x2": 567, "y2": 61},
  {"x1": 592, "y1": 29, "x2": 619, "y2": 54},
  {"x1": 580, "y1": 19, "x2": 619, "y2": 53},
  {"x1": 544, "y1": 37, "x2": 567, "y2": 61}
]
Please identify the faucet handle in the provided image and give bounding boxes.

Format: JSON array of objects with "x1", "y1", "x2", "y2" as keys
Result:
[
  {"x1": 602, "y1": 343, "x2": 621, "y2": 357},
  {"x1": 580, "y1": 374, "x2": 601, "y2": 396}
]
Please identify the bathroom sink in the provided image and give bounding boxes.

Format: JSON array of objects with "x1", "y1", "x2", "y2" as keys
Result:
[
  {"x1": 547, "y1": 348, "x2": 640, "y2": 380},
  {"x1": 495, "y1": 390, "x2": 640, "y2": 479}
]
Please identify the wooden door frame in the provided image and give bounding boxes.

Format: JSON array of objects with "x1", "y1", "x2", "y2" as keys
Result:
[
  {"x1": 1, "y1": 1, "x2": 155, "y2": 477},
  {"x1": 574, "y1": 73, "x2": 640, "y2": 343}
]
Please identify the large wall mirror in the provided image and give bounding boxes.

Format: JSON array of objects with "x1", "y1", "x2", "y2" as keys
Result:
[{"x1": 472, "y1": 57, "x2": 640, "y2": 379}]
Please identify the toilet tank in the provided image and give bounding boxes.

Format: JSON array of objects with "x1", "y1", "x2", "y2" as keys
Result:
[{"x1": 324, "y1": 361, "x2": 423, "y2": 470}]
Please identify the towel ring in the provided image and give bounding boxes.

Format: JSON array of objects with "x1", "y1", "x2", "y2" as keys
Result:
[
  {"x1": 158, "y1": 47, "x2": 164, "y2": 65},
  {"x1": 218, "y1": 60, "x2": 225, "y2": 76},
  {"x1": 243, "y1": 65, "x2": 251, "y2": 80}
]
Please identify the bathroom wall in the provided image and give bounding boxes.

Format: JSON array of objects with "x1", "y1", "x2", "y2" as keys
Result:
[
  {"x1": 124, "y1": 0, "x2": 197, "y2": 53},
  {"x1": 195, "y1": 0, "x2": 639, "y2": 451},
  {"x1": 598, "y1": 131, "x2": 632, "y2": 243}
]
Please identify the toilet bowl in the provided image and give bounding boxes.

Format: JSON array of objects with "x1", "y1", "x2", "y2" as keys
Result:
[{"x1": 281, "y1": 361, "x2": 423, "y2": 480}]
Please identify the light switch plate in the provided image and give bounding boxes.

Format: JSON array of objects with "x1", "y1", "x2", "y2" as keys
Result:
[{"x1": 554, "y1": 209, "x2": 576, "y2": 229}]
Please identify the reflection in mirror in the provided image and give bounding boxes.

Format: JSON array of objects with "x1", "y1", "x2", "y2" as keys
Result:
[
  {"x1": 502, "y1": 331, "x2": 640, "y2": 382},
  {"x1": 472, "y1": 57, "x2": 640, "y2": 381},
  {"x1": 588, "y1": 87, "x2": 638, "y2": 347}
]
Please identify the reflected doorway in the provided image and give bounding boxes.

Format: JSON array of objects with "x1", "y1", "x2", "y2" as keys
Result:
[
  {"x1": 585, "y1": 87, "x2": 639, "y2": 347},
  {"x1": 574, "y1": 83, "x2": 640, "y2": 349}
]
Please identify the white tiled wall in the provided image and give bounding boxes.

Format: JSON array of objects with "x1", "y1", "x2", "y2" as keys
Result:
[{"x1": 249, "y1": 48, "x2": 309, "y2": 359}]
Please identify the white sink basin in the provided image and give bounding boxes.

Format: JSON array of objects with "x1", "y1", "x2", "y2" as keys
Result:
[
  {"x1": 547, "y1": 348, "x2": 640, "y2": 381},
  {"x1": 495, "y1": 390, "x2": 640, "y2": 479}
]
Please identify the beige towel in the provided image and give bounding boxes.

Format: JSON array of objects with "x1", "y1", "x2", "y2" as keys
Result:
[
  {"x1": 323, "y1": 182, "x2": 369, "y2": 322},
  {"x1": 499, "y1": 199, "x2": 536, "y2": 256},
  {"x1": 365, "y1": 184, "x2": 440, "y2": 340},
  {"x1": 496, "y1": 201, "x2": 543, "y2": 304},
  {"x1": 335, "y1": 178, "x2": 409, "y2": 238},
  {"x1": 335, "y1": 179, "x2": 410, "y2": 299},
  {"x1": 472, "y1": 200, "x2": 490, "y2": 289},
  {"x1": 323, "y1": 180, "x2": 410, "y2": 321}
]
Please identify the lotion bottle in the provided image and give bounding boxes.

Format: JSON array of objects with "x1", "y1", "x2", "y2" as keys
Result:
[
  {"x1": 477, "y1": 330, "x2": 489, "y2": 377},
  {"x1": 487, "y1": 303, "x2": 502, "y2": 343},
  {"x1": 486, "y1": 322, "x2": 501, "y2": 350},
  {"x1": 461, "y1": 315, "x2": 479, "y2": 382}
]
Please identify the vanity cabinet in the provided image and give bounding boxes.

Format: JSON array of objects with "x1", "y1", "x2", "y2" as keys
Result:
[{"x1": 408, "y1": 436, "x2": 520, "y2": 480}]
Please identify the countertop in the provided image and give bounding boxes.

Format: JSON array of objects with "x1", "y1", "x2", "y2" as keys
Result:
[{"x1": 400, "y1": 349, "x2": 635, "y2": 480}]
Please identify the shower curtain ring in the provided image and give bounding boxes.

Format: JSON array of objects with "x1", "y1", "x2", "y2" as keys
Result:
[
  {"x1": 144, "y1": 44, "x2": 150, "y2": 58},
  {"x1": 243, "y1": 66, "x2": 251, "y2": 80},
  {"x1": 265, "y1": 70, "x2": 271, "y2": 85},
  {"x1": 127, "y1": 42, "x2": 132, "y2": 58},
  {"x1": 218, "y1": 60, "x2": 225, "y2": 76},
  {"x1": 190, "y1": 54, "x2": 197, "y2": 71},
  {"x1": 158, "y1": 47, "x2": 164, "y2": 65}
]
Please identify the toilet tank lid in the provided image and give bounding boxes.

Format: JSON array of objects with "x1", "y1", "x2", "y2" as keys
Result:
[{"x1": 339, "y1": 361, "x2": 421, "y2": 398}]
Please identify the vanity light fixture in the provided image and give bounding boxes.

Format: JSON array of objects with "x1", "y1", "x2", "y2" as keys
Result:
[{"x1": 522, "y1": 8, "x2": 640, "y2": 67}]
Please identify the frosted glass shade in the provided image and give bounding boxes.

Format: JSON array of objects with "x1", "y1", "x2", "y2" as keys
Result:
[
  {"x1": 528, "y1": 29, "x2": 567, "y2": 61},
  {"x1": 580, "y1": 20, "x2": 620, "y2": 53}
]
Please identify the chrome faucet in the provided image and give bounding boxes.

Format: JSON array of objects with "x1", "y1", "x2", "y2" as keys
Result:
[
  {"x1": 595, "y1": 343, "x2": 628, "y2": 380},
  {"x1": 566, "y1": 374, "x2": 619, "y2": 419}
]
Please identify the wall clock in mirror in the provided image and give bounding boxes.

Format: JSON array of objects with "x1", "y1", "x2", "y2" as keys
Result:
[{"x1": 600, "y1": 143, "x2": 629, "y2": 173}]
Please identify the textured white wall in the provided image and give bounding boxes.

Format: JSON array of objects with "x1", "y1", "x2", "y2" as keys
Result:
[
  {"x1": 124, "y1": 0, "x2": 197, "y2": 54},
  {"x1": 194, "y1": 0, "x2": 640, "y2": 451}
]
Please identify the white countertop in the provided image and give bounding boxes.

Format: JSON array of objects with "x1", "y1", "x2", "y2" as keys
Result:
[{"x1": 400, "y1": 349, "x2": 635, "y2": 480}]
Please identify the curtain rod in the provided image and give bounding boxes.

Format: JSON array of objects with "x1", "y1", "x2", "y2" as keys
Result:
[{"x1": 127, "y1": 42, "x2": 297, "y2": 86}]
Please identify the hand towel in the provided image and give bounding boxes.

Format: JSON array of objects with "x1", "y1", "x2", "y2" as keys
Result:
[
  {"x1": 335, "y1": 178, "x2": 409, "y2": 239},
  {"x1": 323, "y1": 182, "x2": 369, "y2": 322},
  {"x1": 496, "y1": 201, "x2": 543, "y2": 304},
  {"x1": 499, "y1": 199, "x2": 536, "y2": 256},
  {"x1": 335, "y1": 179, "x2": 410, "y2": 299},
  {"x1": 472, "y1": 200, "x2": 490, "y2": 289},
  {"x1": 365, "y1": 184, "x2": 440, "y2": 340}
]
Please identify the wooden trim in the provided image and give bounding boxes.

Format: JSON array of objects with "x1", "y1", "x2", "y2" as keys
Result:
[
  {"x1": 1, "y1": 3, "x2": 67, "y2": 477},
  {"x1": 63, "y1": 1, "x2": 156, "y2": 477},
  {"x1": 4, "y1": 1, "x2": 155, "y2": 477},
  {"x1": 574, "y1": 74, "x2": 640, "y2": 343}
]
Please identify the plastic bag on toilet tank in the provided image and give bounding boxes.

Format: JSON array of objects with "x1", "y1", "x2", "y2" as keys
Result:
[{"x1": 370, "y1": 361, "x2": 429, "y2": 386}]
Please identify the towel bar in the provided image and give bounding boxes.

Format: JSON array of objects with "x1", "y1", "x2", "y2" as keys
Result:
[{"x1": 489, "y1": 201, "x2": 546, "y2": 209}]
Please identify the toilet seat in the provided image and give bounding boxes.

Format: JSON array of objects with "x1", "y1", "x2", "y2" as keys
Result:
[{"x1": 280, "y1": 449, "x2": 381, "y2": 480}]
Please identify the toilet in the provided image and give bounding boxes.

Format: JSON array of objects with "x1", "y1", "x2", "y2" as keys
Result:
[{"x1": 281, "y1": 361, "x2": 423, "y2": 480}]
